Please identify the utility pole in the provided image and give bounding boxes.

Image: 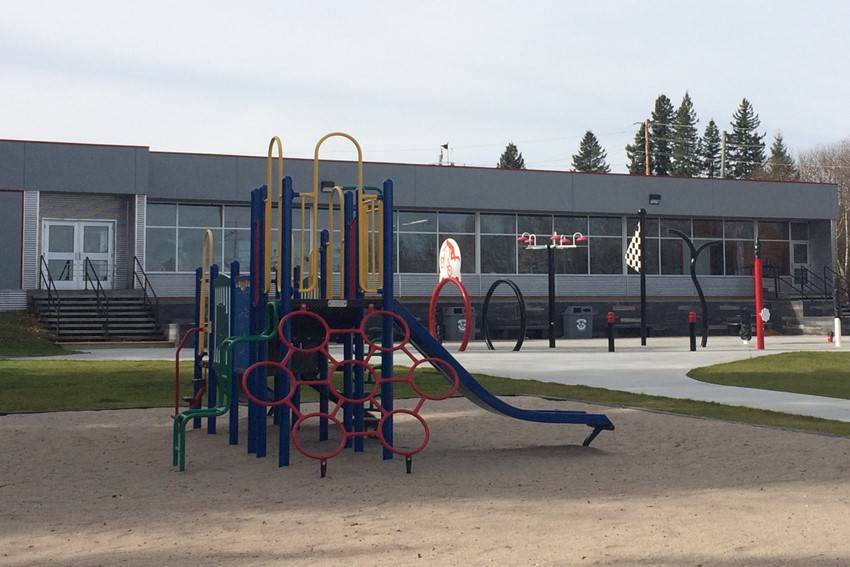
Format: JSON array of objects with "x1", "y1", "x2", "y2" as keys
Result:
[
  {"x1": 644, "y1": 120, "x2": 651, "y2": 176},
  {"x1": 720, "y1": 131, "x2": 726, "y2": 178}
]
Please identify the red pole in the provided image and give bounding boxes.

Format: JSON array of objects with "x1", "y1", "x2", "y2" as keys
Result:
[{"x1": 754, "y1": 242, "x2": 765, "y2": 350}]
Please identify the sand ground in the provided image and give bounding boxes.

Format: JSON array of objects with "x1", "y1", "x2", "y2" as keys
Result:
[{"x1": 2, "y1": 396, "x2": 850, "y2": 567}]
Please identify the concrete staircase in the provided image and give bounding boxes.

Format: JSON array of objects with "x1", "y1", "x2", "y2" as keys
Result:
[
  {"x1": 763, "y1": 299, "x2": 848, "y2": 336},
  {"x1": 29, "y1": 289, "x2": 165, "y2": 343}
]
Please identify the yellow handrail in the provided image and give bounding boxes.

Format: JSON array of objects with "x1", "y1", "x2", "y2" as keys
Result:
[
  {"x1": 198, "y1": 229, "x2": 214, "y2": 357},
  {"x1": 311, "y1": 132, "x2": 361, "y2": 294},
  {"x1": 326, "y1": 185, "x2": 346, "y2": 299},
  {"x1": 266, "y1": 136, "x2": 283, "y2": 295}
]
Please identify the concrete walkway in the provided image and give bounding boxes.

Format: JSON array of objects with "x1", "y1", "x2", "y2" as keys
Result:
[{"x1": 17, "y1": 334, "x2": 850, "y2": 422}]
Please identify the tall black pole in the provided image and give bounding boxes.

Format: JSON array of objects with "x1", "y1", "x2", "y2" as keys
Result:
[
  {"x1": 548, "y1": 243, "x2": 556, "y2": 348},
  {"x1": 638, "y1": 208, "x2": 647, "y2": 346}
]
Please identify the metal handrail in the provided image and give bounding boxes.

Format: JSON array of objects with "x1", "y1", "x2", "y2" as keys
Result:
[
  {"x1": 84, "y1": 256, "x2": 110, "y2": 336},
  {"x1": 824, "y1": 266, "x2": 850, "y2": 309},
  {"x1": 38, "y1": 255, "x2": 61, "y2": 335},
  {"x1": 133, "y1": 256, "x2": 159, "y2": 312},
  {"x1": 765, "y1": 265, "x2": 828, "y2": 301}
]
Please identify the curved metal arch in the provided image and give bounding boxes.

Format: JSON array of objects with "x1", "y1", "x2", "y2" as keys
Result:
[
  {"x1": 481, "y1": 279, "x2": 527, "y2": 351},
  {"x1": 428, "y1": 277, "x2": 472, "y2": 352},
  {"x1": 266, "y1": 136, "x2": 283, "y2": 295}
]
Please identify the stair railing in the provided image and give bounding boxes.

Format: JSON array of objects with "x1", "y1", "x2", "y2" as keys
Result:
[
  {"x1": 765, "y1": 265, "x2": 827, "y2": 301},
  {"x1": 824, "y1": 266, "x2": 850, "y2": 310},
  {"x1": 84, "y1": 257, "x2": 110, "y2": 336},
  {"x1": 133, "y1": 256, "x2": 159, "y2": 312},
  {"x1": 38, "y1": 255, "x2": 61, "y2": 335}
]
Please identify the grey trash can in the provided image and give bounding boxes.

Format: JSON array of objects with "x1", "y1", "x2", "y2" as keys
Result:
[
  {"x1": 443, "y1": 306, "x2": 475, "y2": 341},
  {"x1": 563, "y1": 306, "x2": 594, "y2": 338}
]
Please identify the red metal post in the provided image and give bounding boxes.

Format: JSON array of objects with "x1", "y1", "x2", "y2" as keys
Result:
[{"x1": 754, "y1": 242, "x2": 765, "y2": 350}]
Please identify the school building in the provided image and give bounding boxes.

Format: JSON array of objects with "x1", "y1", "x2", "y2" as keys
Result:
[{"x1": 0, "y1": 138, "x2": 840, "y2": 340}]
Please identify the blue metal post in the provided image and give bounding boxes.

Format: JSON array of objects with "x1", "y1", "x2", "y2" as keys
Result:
[
  {"x1": 318, "y1": 229, "x2": 330, "y2": 442},
  {"x1": 192, "y1": 266, "x2": 203, "y2": 430},
  {"x1": 207, "y1": 263, "x2": 219, "y2": 434},
  {"x1": 278, "y1": 175, "x2": 294, "y2": 467},
  {"x1": 381, "y1": 179, "x2": 394, "y2": 460}
]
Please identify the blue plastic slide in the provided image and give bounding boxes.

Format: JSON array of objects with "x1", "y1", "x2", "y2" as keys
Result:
[{"x1": 391, "y1": 300, "x2": 614, "y2": 446}]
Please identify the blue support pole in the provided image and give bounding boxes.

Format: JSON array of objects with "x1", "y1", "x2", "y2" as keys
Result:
[
  {"x1": 207, "y1": 263, "x2": 219, "y2": 434},
  {"x1": 192, "y1": 266, "x2": 203, "y2": 430},
  {"x1": 381, "y1": 179, "x2": 395, "y2": 460},
  {"x1": 278, "y1": 175, "x2": 294, "y2": 468},
  {"x1": 247, "y1": 185, "x2": 266, "y2": 456},
  {"x1": 318, "y1": 229, "x2": 330, "y2": 442},
  {"x1": 342, "y1": 191, "x2": 356, "y2": 446},
  {"x1": 228, "y1": 260, "x2": 241, "y2": 445}
]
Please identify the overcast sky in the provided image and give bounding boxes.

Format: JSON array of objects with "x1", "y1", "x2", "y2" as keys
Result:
[{"x1": 2, "y1": 1, "x2": 848, "y2": 173}]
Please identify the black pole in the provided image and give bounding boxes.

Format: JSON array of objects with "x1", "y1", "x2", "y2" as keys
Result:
[
  {"x1": 607, "y1": 311, "x2": 615, "y2": 352},
  {"x1": 638, "y1": 208, "x2": 647, "y2": 346},
  {"x1": 548, "y1": 243, "x2": 556, "y2": 348},
  {"x1": 668, "y1": 229, "x2": 720, "y2": 348}
]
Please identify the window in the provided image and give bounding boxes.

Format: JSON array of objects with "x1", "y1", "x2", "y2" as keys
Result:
[
  {"x1": 480, "y1": 214, "x2": 516, "y2": 274},
  {"x1": 589, "y1": 217, "x2": 622, "y2": 274},
  {"x1": 397, "y1": 211, "x2": 437, "y2": 273}
]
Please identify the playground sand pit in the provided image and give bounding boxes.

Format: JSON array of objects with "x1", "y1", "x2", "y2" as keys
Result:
[{"x1": 2, "y1": 397, "x2": 850, "y2": 567}]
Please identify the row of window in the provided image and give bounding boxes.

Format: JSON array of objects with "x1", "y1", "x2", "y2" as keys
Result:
[{"x1": 145, "y1": 203, "x2": 809, "y2": 276}]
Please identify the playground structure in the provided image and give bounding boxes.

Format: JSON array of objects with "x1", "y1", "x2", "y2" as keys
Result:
[{"x1": 171, "y1": 133, "x2": 615, "y2": 476}]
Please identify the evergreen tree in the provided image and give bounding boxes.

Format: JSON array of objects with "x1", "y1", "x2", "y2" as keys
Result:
[
  {"x1": 649, "y1": 94, "x2": 676, "y2": 176},
  {"x1": 625, "y1": 123, "x2": 648, "y2": 175},
  {"x1": 497, "y1": 142, "x2": 526, "y2": 169},
  {"x1": 700, "y1": 119, "x2": 722, "y2": 178},
  {"x1": 759, "y1": 132, "x2": 799, "y2": 181},
  {"x1": 726, "y1": 98, "x2": 766, "y2": 178},
  {"x1": 670, "y1": 92, "x2": 701, "y2": 177},
  {"x1": 571, "y1": 131, "x2": 610, "y2": 173}
]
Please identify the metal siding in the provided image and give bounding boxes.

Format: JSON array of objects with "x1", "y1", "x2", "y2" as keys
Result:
[
  {"x1": 0, "y1": 141, "x2": 25, "y2": 188},
  {"x1": 23, "y1": 141, "x2": 145, "y2": 194},
  {"x1": 0, "y1": 191, "x2": 23, "y2": 288},
  {"x1": 0, "y1": 290, "x2": 27, "y2": 311},
  {"x1": 22, "y1": 191, "x2": 39, "y2": 289},
  {"x1": 134, "y1": 194, "x2": 146, "y2": 284}
]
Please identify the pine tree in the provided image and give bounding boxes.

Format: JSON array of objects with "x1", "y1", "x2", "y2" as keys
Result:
[
  {"x1": 700, "y1": 119, "x2": 722, "y2": 178},
  {"x1": 571, "y1": 131, "x2": 610, "y2": 173},
  {"x1": 670, "y1": 92, "x2": 701, "y2": 177},
  {"x1": 497, "y1": 142, "x2": 526, "y2": 169},
  {"x1": 649, "y1": 95, "x2": 676, "y2": 176},
  {"x1": 625, "y1": 123, "x2": 648, "y2": 175},
  {"x1": 726, "y1": 98, "x2": 766, "y2": 179},
  {"x1": 760, "y1": 132, "x2": 799, "y2": 181}
]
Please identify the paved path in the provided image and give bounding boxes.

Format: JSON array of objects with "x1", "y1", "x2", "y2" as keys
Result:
[{"x1": 16, "y1": 334, "x2": 850, "y2": 422}]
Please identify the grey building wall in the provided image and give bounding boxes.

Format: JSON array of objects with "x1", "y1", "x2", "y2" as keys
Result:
[
  {"x1": 0, "y1": 140, "x2": 149, "y2": 195},
  {"x1": 146, "y1": 151, "x2": 838, "y2": 222},
  {"x1": 0, "y1": 190, "x2": 22, "y2": 288}
]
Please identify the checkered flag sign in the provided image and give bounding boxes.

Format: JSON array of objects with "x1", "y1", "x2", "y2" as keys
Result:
[{"x1": 625, "y1": 222, "x2": 642, "y2": 272}]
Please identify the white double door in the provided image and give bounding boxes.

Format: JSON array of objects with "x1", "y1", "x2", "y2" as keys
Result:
[{"x1": 43, "y1": 220, "x2": 114, "y2": 290}]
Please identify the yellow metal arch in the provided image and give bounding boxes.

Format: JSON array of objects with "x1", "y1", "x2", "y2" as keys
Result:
[
  {"x1": 198, "y1": 229, "x2": 214, "y2": 357},
  {"x1": 266, "y1": 136, "x2": 284, "y2": 295},
  {"x1": 312, "y1": 132, "x2": 382, "y2": 294}
]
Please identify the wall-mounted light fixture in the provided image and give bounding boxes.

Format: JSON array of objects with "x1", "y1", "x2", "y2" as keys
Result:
[
  {"x1": 320, "y1": 180, "x2": 335, "y2": 193},
  {"x1": 648, "y1": 193, "x2": 662, "y2": 205}
]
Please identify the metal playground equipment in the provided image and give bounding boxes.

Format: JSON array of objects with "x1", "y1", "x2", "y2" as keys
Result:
[{"x1": 171, "y1": 133, "x2": 615, "y2": 476}]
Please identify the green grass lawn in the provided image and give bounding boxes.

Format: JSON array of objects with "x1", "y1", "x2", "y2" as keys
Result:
[
  {"x1": 2, "y1": 310, "x2": 850, "y2": 437},
  {"x1": 2, "y1": 357, "x2": 850, "y2": 437},
  {"x1": 688, "y1": 352, "x2": 850, "y2": 400},
  {"x1": 0, "y1": 311, "x2": 72, "y2": 357}
]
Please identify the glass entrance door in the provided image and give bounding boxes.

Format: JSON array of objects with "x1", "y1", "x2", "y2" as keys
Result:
[
  {"x1": 792, "y1": 242, "x2": 810, "y2": 286},
  {"x1": 43, "y1": 220, "x2": 114, "y2": 290}
]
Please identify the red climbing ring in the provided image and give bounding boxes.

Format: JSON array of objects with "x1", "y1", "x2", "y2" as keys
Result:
[
  {"x1": 278, "y1": 308, "x2": 330, "y2": 353},
  {"x1": 240, "y1": 360, "x2": 297, "y2": 407},
  {"x1": 329, "y1": 359, "x2": 380, "y2": 404},
  {"x1": 291, "y1": 412, "x2": 348, "y2": 461},
  {"x1": 407, "y1": 358, "x2": 459, "y2": 401},
  {"x1": 376, "y1": 409, "x2": 431, "y2": 457},
  {"x1": 360, "y1": 309, "x2": 411, "y2": 352}
]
